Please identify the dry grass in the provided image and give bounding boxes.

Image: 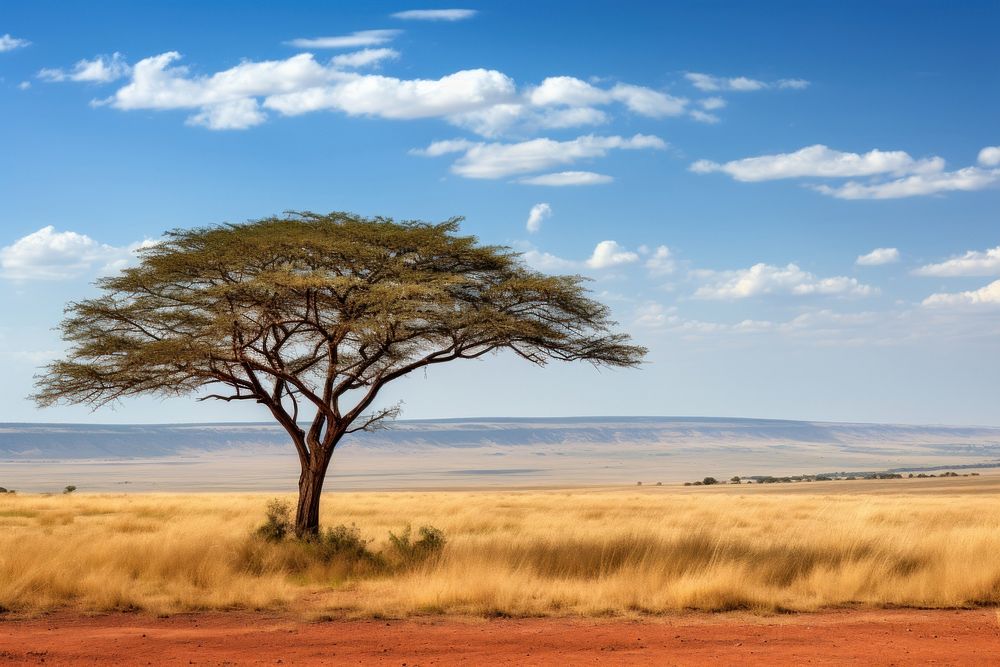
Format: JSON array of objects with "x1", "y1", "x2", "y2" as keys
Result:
[{"x1": 2, "y1": 484, "x2": 1000, "y2": 617}]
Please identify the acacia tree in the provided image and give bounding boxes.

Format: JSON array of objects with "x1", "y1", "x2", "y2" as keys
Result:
[{"x1": 33, "y1": 212, "x2": 646, "y2": 536}]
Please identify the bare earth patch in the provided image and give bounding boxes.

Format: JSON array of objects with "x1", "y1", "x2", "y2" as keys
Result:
[{"x1": 1, "y1": 609, "x2": 998, "y2": 665}]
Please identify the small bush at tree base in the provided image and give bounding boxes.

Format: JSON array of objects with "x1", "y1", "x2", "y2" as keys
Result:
[
  {"x1": 309, "y1": 524, "x2": 379, "y2": 565},
  {"x1": 388, "y1": 525, "x2": 447, "y2": 566},
  {"x1": 256, "y1": 498, "x2": 293, "y2": 542}
]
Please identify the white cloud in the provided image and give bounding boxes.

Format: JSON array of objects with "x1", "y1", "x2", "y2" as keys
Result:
[
  {"x1": 977, "y1": 146, "x2": 1000, "y2": 167},
  {"x1": 519, "y1": 248, "x2": 576, "y2": 272},
  {"x1": 644, "y1": 245, "x2": 675, "y2": 275},
  {"x1": 923, "y1": 280, "x2": 1000, "y2": 308},
  {"x1": 518, "y1": 171, "x2": 614, "y2": 186},
  {"x1": 186, "y1": 98, "x2": 266, "y2": 130},
  {"x1": 691, "y1": 144, "x2": 941, "y2": 182},
  {"x1": 528, "y1": 76, "x2": 687, "y2": 118},
  {"x1": 814, "y1": 166, "x2": 1000, "y2": 199},
  {"x1": 586, "y1": 240, "x2": 639, "y2": 269},
  {"x1": 39, "y1": 53, "x2": 130, "y2": 83},
  {"x1": 689, "y1": 109, "x2": 719, "y2": 124},
  {"x1": 699, "y1": 97, "x2": 726, "y2": 110},
  {"x1": 526, "y1": 203, "x2": 551, "y2": 233},
  {"x1": 392, "y1": 9, "x2": 477, "y2": 21},
  {"x1": 694, "y1": 262, "x2": 876, "y2": 299},
  {"x1": 685, "y1": 72, "x2": 809, "y2": 92},
  {"x1": 609, "y1": 83, "x2": 687, "y2": 117},
  {"x1": 417, "y1": 133, "x2": 665, "y2": 179},
  {"x1": 18, "y1": 81, "x2": 30, "y2": 90},
  {"x1": 286, "y1": 30, "x2": 401, "y2": 49},
  {"x1": 103, "y1": 52, "x2": 516, "y2": 130},
  {"x1": 856, "y1": 247, "x2": 900, "y2": 266},
  {"x1": 915, "y1": 246, "x2": 1000, "y2": 277},
  {"x1": 331, "y1": 48, "x2": 399, "y2": 69},
  {"x1": 264, "y1": 68, "x2": 517, "y2": 120},
  {"x1": 693, "y1": 143, "x2": 1000, "y2": 200},
  {"x1": 0, "y1": 226, "x2": 154, "y2": 280},
  {"x1": 777, "y1": 78, "x2": 810, "y2": 89},
  {"x1": 0, "y1": 34, "x2": 30, "y2": 52}
]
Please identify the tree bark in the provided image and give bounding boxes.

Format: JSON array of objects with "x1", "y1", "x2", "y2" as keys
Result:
[{"x1": 295, "y1": 449, "x2": 333, "y2": 538}]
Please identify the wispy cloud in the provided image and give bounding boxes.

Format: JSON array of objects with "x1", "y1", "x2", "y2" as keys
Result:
[
  {"x1": 856, "y1": 247, "x2": 900, "y2": 266},
  {"x1": 685, "y1": 72, "x2": 809, "y2": 92},
  {"x1": 518, "y1": 171, "x2": 614, "y2": 186},
  {"x1": 391, "y1": 9, "x2": 477, "y2": 21},
  {"x1": 0, "y1": 33, "x2": 30, "y2": 52},
  {"x1": 39, "y1": 53, "x2": 130, "y2": 83},
  {"x1": 923, "y1": 280, "x2": 1000, "y2": 308},
  {"x1": 415, "y1": 133, "x2": 665, "y2": 179},
  {"x1": 286, "y1": 30, "x2": 401, "y2": 49},
  {"x1": 693, "y1": 262, "x2": 876, "y2": 299},
  {"x1": 526, "y1": 203, "x2": 551, "y2": 233},
  {"x1": 330, "y1": 48, "x2": 399, "y2": 69},
  {"x1": 691, "y1": 144, "x2": 941, "y2": 182},
  {"x1": 915, "y1": 246, "x2": 1000, "y2": 277},
  {"x1": 692, "y1": 144, "x2": 1000, "y2": 199}
]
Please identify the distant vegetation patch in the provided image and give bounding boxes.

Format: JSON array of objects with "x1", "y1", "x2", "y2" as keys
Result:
[{"x1": 681, "y1": 471, "x2": 981, "y2": 486}]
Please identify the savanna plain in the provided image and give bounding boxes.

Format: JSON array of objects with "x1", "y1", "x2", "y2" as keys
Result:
[{"x1": 3, "y1": 476, "x2": 1000, "y2": 617}]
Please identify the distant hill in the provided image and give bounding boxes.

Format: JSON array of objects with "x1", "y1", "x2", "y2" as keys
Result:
[{"x1": 2, "y1": 417, "x2": 999, "y2": 492}]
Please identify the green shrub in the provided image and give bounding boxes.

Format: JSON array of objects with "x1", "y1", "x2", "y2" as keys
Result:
[
  {"x1": 63, "y1": 485, "x2": 77, "y2": 494},
  {"x1": 256, "y1": 498, "x2": 293, "y2": 542},
  {"x1": 309, "y1": 524, "x2": 380, "y2": 565},
  {"x1": 702, "y1": 477, "x2": 718, "y2": 486},
  {"x1": 388, "y1": 525, "x2": 446, "y2": 566}
]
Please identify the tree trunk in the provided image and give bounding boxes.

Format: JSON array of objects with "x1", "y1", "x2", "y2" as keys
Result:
[{"x1": 295, "y1": 450, "x2": 332, "y2": 538}]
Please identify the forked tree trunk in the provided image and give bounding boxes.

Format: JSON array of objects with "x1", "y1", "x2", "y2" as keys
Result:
[{"x1": 295, "y1": 449, "x2": 333, "y2": 538}]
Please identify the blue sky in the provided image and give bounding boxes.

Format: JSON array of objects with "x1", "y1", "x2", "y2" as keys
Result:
[{"x1": 1, "y1": 1, "x2": 998, "y2": 425}]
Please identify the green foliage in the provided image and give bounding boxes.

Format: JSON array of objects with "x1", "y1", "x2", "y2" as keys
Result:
[
  {"x1": 256, "y1": 498, "x2": 293, "y2": 542},
  {"x1": 307, "y1": 523, "x2": 379, "y2": 565},
  {"x1": 388, "y1": 525, "x2": 447, "y2": 566},
  {"x1": 702, "y1": 477, "x2": 719, "y2": 486},
  {"x1": 63, "y1": 485, "x2": 77, "y2": 494}
]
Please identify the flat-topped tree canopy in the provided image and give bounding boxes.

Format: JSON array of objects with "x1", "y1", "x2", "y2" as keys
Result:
[{"x1": 34, "y1": 211, "x2": 646, "y2": 535}]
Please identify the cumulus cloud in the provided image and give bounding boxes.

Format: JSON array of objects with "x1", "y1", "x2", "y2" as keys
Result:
[
  {"x1": 691, "y1": 144, "x2": 941, "y2": 182},
  {"x1": 286, "y1": 30, "x2": 401, "y2": 49},
  {"x1": 416, "y1": 133, "x2": 665, "y2": 179},
  {"x1": 586, "y1": 240, "x2": 639, "y2": 269},
  {"x1": 0, "y1": 34, "x2": 30, "y2": 52},
  {"x1": 518, "y1": 171, "x2": 614, "y2": 186},
  {"x1": 519, "y1": 248, "x2": 576, "y2": 272},
  {"x1": 815, "y1": 166, "x2": 1000, "y2": 199},
  {"x1": 923, "y1": 280, "x2": 1000, "y2": 308},
  {"x1": 0, "y1": 226, "x2": 154, "y2": 280},
  {"x1": 978, "y1": 146, "x2": 1000, "y2": 167},
  {"x1": 526, "y1": 203, "x2": 551, "y2": 233},
  {"x1": 101, "y1": 52, "x2": 516, "y2": 129},
  {"x1": 684, "y1": 72, "x2": 809, "y2": 92},
  {"x1": 392, "y1": 9, "x2": 477, "y2": 21},
  {"x1": 518, "y1": 240, "x2": 638, "y2": 271},
  {"x1": 914, "y1": 246, "x2": 1000, "y2": 277},
  {"x1": 528, "y1": 76, "x2": 687, "y2": 118},
  {"x1": 689, "y1": 109, "x2": 719, "y2": 124},
  {"x1": 39, "y1": 52, "x2": 130, "y2": 83},
  {"x1": 331, "y1": 48, "x2": 399, "y2": 69},
  {"x1": 693, "y1": 144, "x2": 1000, "y2": 199},
  {"x1": 693, "y1": 262, "x2": 876, "y2": 299},
  {"x1": 644, "y1": 245, "x2": 675, "y2": 275},
  {"x1": 856, "y1": 247, "x2": 900, "y2": 266}
]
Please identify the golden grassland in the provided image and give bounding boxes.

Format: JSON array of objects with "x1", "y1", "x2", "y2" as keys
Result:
[{"x1": 2, "y1": 477, "x2": 1000, "y2": 617}]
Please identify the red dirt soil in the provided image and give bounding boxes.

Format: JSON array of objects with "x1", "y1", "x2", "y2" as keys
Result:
[{"x1": 2, "y1": 609, "x2": 998, "y2": 666}]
